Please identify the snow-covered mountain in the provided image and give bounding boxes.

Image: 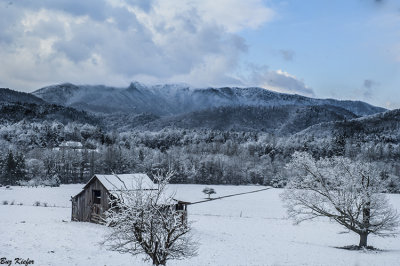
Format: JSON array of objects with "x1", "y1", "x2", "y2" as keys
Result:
[
  {"x1": 0, "y1": 83, "x2": 389, "y2": 134},
  {"x1": 295, "y1": 108, "x2": 400, "y2": 140},
  {"x1": 0, "y1": 88, "x2": 99, "y2": 125},
  {"x1": 0, "y1": 88, "x2": 45, "y2": 105},
  {"x1": 139, "y1": 105, "x2": 359, "y2": 134},
  {"x1": 33, "y1": 82, "x2": 386, "y2": 116}
]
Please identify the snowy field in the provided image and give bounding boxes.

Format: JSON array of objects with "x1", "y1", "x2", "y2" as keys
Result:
[{"x1": 1, "y1": 184, "x2": 400, "y2": 266}]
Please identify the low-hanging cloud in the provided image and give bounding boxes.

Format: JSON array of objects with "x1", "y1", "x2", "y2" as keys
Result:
[
  {"x1": 361, "y1": 79, "x2": 379, "y2": 99},
  {"x1": 242, "y1": 64, "x2": 315, "y2": 97}
]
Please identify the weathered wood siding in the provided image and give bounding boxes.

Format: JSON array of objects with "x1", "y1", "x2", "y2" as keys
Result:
[
  {"x1": 71, "y1": 175, "x2": 189, "y2": 225},
  {"x1": 71, "y1": 177, "x2": 111, "y2": 222}
]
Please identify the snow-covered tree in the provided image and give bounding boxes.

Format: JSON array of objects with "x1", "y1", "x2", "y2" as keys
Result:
[
  {"x1": 281, "y1": 152, "x2": 399, "y2": 248},
  {"x1": 25, "y1": 158, "x2": 45, "y2": 180},
  {"x1": 103, "y1": 172, "x2": 198, "y2": 265}
]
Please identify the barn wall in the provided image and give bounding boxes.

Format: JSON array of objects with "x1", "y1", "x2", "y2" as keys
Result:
[
  {"x1": 71, "y1": 192, "x2": 87, "y2": 221},
  {"x1": 71, "y1": 177, "x2": 111, "y2": 222},
  {"x1": 72, "y1": 177, "x2": 189, "y2": 225}
]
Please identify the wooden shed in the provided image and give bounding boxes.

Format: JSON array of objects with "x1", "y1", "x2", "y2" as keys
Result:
[
  {"x1": 71, "y1": 173, "x2": 156, "y2": 223},
  {"x1": 71, "y1": 173, "x2": 189, "y2": 224}
]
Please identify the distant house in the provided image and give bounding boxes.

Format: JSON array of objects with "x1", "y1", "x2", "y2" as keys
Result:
[
  {"x1": 71, "y1": 174, "x2": 188, "y2": 224},
  {"x1": 52, "y1": 141, "x2": 84, "y2": 152},
  {"x1": 59, "y1": 141, "x2": 83, "y2": 150}
]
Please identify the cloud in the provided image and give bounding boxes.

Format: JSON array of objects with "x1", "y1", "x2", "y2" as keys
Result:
[
  {"x1": 263, "y1": 70, "x2": 315, "y2": 97},
  {"x1": 385, "y1": 101, "x2": 400, "y2": 110},
  {"x1": 0, "y1": 0, "x2": 275, "y2": 90},
  {"x1": 242, "y1": 65, "x2": 315, "y2": 97},
  {"x1": 363, "y1": 79, "x2": 377, "y2": 89},
  {"x1": 361, "y1": 79, "x2": 379, "y2": 99},
  {"x1": 278, "y1": 49, "x2": 295, "y2": 61}
]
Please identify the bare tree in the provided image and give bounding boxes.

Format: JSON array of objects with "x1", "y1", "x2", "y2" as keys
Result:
[
  {"x1": 202, "y1": 187, "x2": 216, "y2": 199},
  {"x1": 281, "y1": 152, "x2": 399, "y2": 248},
  {"x1": 102, "y1": 172, "x2": 198, "y2": 265}
]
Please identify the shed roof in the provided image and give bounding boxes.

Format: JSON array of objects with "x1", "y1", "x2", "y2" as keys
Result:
[
  {"x1": 86, "y1": 174, "x2": 156, "y2": 192},
  {"x1": 72, "y1": 174, "x2": 190, "y2": 206}
]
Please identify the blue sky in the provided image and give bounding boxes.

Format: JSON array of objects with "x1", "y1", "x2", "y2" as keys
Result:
[
  {"x1": 239, "y1": 0, "x2": 400, "y2": 108},
  {"x1": 0, "y1": 0, "x2": 399, "y2": 108}
]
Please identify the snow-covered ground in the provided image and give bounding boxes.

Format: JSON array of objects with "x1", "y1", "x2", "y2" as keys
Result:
[{"x1": 1, "y1": 184, "x2": 400, "y2": 266}]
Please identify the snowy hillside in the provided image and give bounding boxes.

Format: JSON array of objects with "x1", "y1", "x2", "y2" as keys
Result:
[
  {"x1": 0, "y1": 88, "x2": 45, "y2": 105},
  {"x1": 0, "y1": 102, "x2": 100, "y2": 125},
  {"x1": 32, "y1": 82, "x2": 386, "y2": 116},
  {"x1": 0, "y1": 88, "x2": 100, "y2": 125},
  {"x1": 295, "y1": 108, "x2": 400, "y2": 140},
  {"x1": 1, "y1": 185, "x2": 400, "y2": 266},
  {"x1": 141, "y1": 104, "x2": 358, "y2": 134}
]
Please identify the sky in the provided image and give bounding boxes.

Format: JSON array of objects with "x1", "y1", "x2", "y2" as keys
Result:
[{"x1": 0, "y1": 0, "x2": 399, "y2": 109}]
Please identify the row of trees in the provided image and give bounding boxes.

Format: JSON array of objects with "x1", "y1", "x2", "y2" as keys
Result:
[{"x1": 0, "y1": 121, "x2": 399, "y2": 191}]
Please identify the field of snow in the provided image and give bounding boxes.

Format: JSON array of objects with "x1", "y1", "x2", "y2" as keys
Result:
[{"x1": 1, "y1": 184, "x2": 400, "y2": 266}]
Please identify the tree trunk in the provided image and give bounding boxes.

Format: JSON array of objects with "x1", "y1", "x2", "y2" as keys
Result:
[
  {"x1": 152, "y1": 259, "x2": 166, "y2": 266},
  {"x1": 359, "y1": 232, "x2": 368, "y2": 247},
  {"x1": 360, "y1": 199, "x2": 370, "y2": 248},
  {"x1": 152, "y1": 242, "x2": 159, "y2": 265}
]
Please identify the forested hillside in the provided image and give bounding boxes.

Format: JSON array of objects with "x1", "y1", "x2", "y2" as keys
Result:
[
  {"x1": 0, "y1": 118, "x2": 399, "y2": 191},
  {"x1": 33, "y1": 82, "x2": 386, "y2": 116},
  {"x1": 0, "y1": 86, "x2": 398, "y2": 192}
]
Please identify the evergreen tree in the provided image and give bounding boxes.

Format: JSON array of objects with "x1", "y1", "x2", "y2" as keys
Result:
[{"x1": 1, "y1": 150, "x2": 26, "y2": 185}]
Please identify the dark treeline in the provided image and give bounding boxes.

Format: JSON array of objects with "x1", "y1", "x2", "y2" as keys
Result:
[{"x1": 0, "y1": 120, "x2": 399, "y2": 192}]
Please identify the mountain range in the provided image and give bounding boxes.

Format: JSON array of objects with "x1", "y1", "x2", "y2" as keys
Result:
[
  {"x1": 33, "y1": 82, "x2": 385, "y2": 116},
  {"x1": 296, "y1": 108, "x2": 400, "y2": 140},
  {"x1": 1, "y1": 83, "x2": 398, "y2": 137},
  {"x1": 0, "y1": 87, "x2": 99, "y2": 125}
]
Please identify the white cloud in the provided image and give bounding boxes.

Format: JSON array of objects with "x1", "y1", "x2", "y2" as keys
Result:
[
  {"x1": 241, "y1": 65, "x2": 315, "y2": 97},
  {"x1": 262, "y1": 70, "x2": 314, "y2": 97},
  {"x1": 0, "y1": 0, "x2": 306, "y2": 95},
  {"x1": 187, "y1": 0, "x2": 275, "y2": 32}
]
